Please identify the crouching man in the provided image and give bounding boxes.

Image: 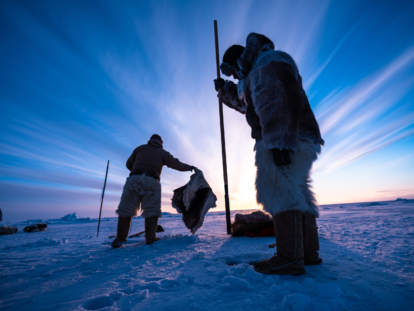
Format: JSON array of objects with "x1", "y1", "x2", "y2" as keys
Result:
[
  {"x1": 112, "y1": 134, "x2": 196, "y2": 248},
  {"x1": 214, "y1": 33, "x2": 324, "y2": 275}
]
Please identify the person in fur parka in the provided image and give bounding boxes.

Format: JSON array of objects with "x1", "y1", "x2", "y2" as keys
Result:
[{"x1": 214, "y1": 33, "x2": 324, "y2": 276}]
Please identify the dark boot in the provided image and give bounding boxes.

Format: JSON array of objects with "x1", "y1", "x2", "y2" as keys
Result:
[
  {"x1": 254, "y1": 211, "x2": 306, "y2": 276},
  {"x1": 145, "y1": 216, "x2": 160, "y2": 245},
  {"x1": 302, "y1": 211, "x2": 323, "y2": 265},
  {"x1": 111, "y1": 216, "x2": 131, "y2": 248}
]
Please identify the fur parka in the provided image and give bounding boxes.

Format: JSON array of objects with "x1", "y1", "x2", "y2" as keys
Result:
[{"x1": 221, "y1": 33, "x2": 324, "y2": 152}]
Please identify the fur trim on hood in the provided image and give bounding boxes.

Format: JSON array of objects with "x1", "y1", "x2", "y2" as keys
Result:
[{"x1": 236, "y1": 33, "x2": 275, "y2": 79}]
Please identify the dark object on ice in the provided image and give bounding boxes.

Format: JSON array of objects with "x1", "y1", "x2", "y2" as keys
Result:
[
  {"x1": 128, "y1": 225, "x2": 165, "y2": 238},
  {"x1": 0, "y1": 208, "x2": 2, "y2": 221},
  {"x1": 23, "y1": 223, "x2": 47, "y2": 233},
  {"x1": 268, "y1": 242, "x2": 277, "y2": 248},
  {"x1": 97, "y1": 160, "x2": 109, "y2": 237},
  {"x1": 235, "y1": 210, "x2": 272, "y2": 223},
  {"x1": 111, "y1": 216, "x2": 132, "y2": 248},
  {"x1": 0, "y1": 226, "x2": 18, "y2": 235},
  {"x1": 231, "y1": 210, "x2": 274, "y2": 237},
  {"x1": 172, "y1": 170, "x2": 217, "y2": 234}
]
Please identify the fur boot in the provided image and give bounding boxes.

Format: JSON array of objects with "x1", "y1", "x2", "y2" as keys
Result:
[
  {"x1": 302, "y1": 211, "x2": 323, "y2": 265},
  {"x1": 254, "y1": 211, "x2": 306, "y2": 276},
  {"x1": 111, "y1": 216, "x2": 132, "y2": 248},
  {"x1": 145, "y1": 216, "x2": 160, "y2": 244}
]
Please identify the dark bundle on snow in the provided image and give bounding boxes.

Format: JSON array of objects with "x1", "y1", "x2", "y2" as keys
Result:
[
  {"x1": 24, "y1": 223, "x2": 47, "y2": 233},
  {"x1": 232, "y1": 210, "x2": 274, "y2": 237},
  {"x1": 0, "y1": 226, "x2": 18, "y2": 235}
]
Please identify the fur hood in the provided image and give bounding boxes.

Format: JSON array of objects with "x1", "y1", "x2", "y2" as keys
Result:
[
  {"x1": 235, "y1": 33, "x2": 300, "y2": 82},
  {"x1": 235, "y1": 33, "x2": 275, "y2": 79}
]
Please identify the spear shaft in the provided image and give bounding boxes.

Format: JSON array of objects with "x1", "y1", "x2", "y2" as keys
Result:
[
  {"x1": 97, "y1": 160, "x2": 109, "y2": 237},
  {"x1": 214, "y1": 20, "x2": 231, "y2": 235}
]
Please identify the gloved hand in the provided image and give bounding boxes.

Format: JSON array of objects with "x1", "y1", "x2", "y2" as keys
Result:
[
  {"x1": 190, "y1": 166, "x2": 197, "y2": 172},
  {"x1": 214, "y1": 78, "x2": 225, "y2": 91},
  {"x1": 272, "y1": 149, "x2": 291, "y2": 167}
]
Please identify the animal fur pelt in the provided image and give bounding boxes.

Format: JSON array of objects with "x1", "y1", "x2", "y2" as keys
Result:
[
  {"x1": 220, "y1": 33, "x2": 324, "y2": 152},
  {"x1": 234, "y1": 210, "x2": 273, "y2": 224},
  {"x1": 232, "y1": 210, "x2": 274, "y2": 237},
  {"x1": 255, "y1": 139, "x2": 320, "y2": 217},
  {"x1": 172, "y1": 170, "x2": 217, "y2": 234}
]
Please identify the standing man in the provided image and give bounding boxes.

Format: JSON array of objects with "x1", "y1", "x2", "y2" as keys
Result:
[
  {"x1": 214, "y1": 33, "x2": 324, "y2": 275},
  {"x1": 112, "y1": 134, "x2": 196, "y2": 248}
]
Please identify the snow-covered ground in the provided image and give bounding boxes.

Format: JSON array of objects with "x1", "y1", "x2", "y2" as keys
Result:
[{"x1": 1, "y1": 200, "x2": 413, "y2": 311}]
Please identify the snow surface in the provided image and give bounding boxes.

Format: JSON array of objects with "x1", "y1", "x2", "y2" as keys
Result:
[{"x1": 1, "y1": 200, "x2": 414, "y2": 310}]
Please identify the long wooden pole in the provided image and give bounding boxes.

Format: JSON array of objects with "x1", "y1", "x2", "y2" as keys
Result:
[
  {"x1": 97, "y1": 160, "x2": 109, "y2": 237},
  {"x1": 214, "y1": 20, "x2": 231, "y2": 235}
]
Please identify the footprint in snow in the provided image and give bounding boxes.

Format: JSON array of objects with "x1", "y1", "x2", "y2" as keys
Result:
[{"x1": 81, "y1": 296, "x2": 114, "y2": 310}]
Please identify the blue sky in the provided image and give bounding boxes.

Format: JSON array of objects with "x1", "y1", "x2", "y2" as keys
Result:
[{"x1": 1, "y1": 0, "x2": 413, "y2": 222}]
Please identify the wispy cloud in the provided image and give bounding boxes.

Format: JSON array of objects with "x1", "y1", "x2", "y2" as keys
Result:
[
  {"x1": 313, "y1": 47, "x2": 414, "y2": 174},
  {"x1": 1, "y1": 0, "x2": 413, "y2": 221}
]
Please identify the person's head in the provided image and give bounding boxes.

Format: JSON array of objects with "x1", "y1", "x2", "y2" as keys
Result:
[
  {"x1": 148, "y1": 134, "x2": 162, "y2": 144},
  {"x1": 150, "y1": 134, "x2": 162, "y2": 142},
  {"x1": 220, "y1": 45, "x2": 245, "y2": 80}
]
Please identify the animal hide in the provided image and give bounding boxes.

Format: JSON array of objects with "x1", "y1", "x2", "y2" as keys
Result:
[
  {"x1": 234, "y1": 210, "x2": 273, "y2": 224},
  {"x1": 232, "y1": 210, "x2": 274, "y2": 237},
  {"x1": 172, "y1": 170, "x2": 217, "y2": 234}
]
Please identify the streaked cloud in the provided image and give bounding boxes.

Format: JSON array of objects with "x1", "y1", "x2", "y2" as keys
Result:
[{"x1": 1, "y1": 0, "x2": 413, "y2": 221}]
